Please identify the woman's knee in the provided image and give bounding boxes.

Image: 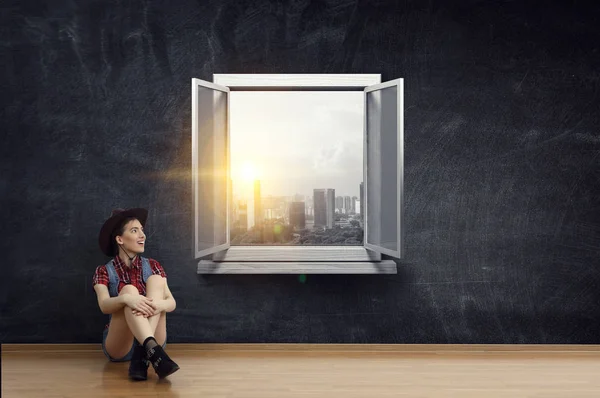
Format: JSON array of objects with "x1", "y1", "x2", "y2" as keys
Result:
[
  {"x1": 119, "y1": 284, "x2": 139, "y2": 295},
  {"x1": 146, "y1": 275, "x2": 164, "y2": 286}
]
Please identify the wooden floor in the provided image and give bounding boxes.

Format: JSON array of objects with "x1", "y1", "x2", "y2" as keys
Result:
[{"x1": 3, "y1": 344, "x2": 600, "y2": 397}]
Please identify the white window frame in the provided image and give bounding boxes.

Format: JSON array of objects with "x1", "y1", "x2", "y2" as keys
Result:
[{"x1": 193, "y1": 74, "x2": 402, "y2": 274}]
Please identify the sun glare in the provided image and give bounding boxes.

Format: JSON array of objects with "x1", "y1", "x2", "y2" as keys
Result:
[{"x1": 240, "y1": 162, "x2": 259, "y2": 182}]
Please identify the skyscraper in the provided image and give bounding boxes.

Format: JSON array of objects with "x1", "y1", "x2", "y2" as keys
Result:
[
  {"x1": 254, "y1": 180, "x2": 263, "y2": 227},
  {"x1": 359, "y1": 182, "x2": 364, "y2": 220},
  {"x1": 314, "y1": 188, "x2": 335, "y2": 229},
  {"x1": 314, "y1": 190, "x2": 326, "y2": 227},
  {"x1": 237, "y1": 200, "x2": 248, "y2": 231},
  {"x1": 335, "y1": 196, "x2": 344, "y2": 213},
  {"x1": 289, "y1": 202, "x2": 306, "y2": 229},
  {"x1": 229, "y1": 179, "x2": 233, "y2": 226},
  {"x1": 344, "y1": 196, "x2": 352, "y2": 214},
  {"x1": 327, "y1": 189, "x2": 335, "y2": 227},
  {"x1": 306, "y1": 196, "x2": 314, "y2": 217},
  {"x1": 352, "y1": 196, "x2": 358, "y2": 214}
]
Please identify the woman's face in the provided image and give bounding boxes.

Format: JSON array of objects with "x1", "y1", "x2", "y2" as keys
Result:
[{"x1": 115, "y1": 219, "x2": 146, "y2": 254}]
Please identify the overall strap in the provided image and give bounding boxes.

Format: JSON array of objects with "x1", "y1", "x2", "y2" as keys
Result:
[
  {"x1": 104, "y1": 260, "x2": 120, "y2": 298},
  {"x1": 141, "y1": 256, "x2": 153, "y2": 283}
]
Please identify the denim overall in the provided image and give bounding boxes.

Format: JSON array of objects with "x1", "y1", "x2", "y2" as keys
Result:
[{"x1": 101, "y1": 256, "x2": 166, "y2": 362}]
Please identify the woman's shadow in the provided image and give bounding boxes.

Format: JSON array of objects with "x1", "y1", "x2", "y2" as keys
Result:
[{"x1": 102, "y1": 360, "x2": 180, "y2": 396}]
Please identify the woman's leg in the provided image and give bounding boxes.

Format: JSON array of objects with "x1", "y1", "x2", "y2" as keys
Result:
[
  {"x1": 121, "y1": 284, "x2": 155, "y2": 345},
  {"x1": 153, "y1": 312, "x2": 167, "y2": 346},
  {"x1": 103, "y1": 286, "x2": 137, "y2": 360},
  {"x1": 137, "y1": 277, "x2": 178, "y2": 378},
  {"x1": 109, "y1": 277, "x2": 166, "y2": 349},
  {"x1": 144, "y1": 275, "x2": 167, "y2": 343}
]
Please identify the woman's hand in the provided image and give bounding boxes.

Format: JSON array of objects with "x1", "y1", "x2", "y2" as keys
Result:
[
  {"x1": 124, "y1": 294, "x2": 156, "y2": 317},
  {"x1": 132, "y1": 299, "x2": 165, "y2": 317}
]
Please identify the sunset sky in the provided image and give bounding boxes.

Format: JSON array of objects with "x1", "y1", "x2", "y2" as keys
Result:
[{"x1": 230, "y1": 91, "x2": 364, "y2": 201}]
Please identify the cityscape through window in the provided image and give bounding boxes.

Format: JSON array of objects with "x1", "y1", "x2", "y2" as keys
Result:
[{"x1": 229, "y1": 91, "x2": 365, "y2": 245}]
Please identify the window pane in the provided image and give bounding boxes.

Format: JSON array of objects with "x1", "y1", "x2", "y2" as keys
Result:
[
  {"x1": 229, "y1": 91, "x2": 364, "y2": 245},
  {"x1": 366, "y1": 85, "x2": 398, "y2": 251},
  {"x1": 196, "y1": 85, "x2": 228, "y2": 251}
]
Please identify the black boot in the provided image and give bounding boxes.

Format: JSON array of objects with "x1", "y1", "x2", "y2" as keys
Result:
[
  {"x1": 128, "y1": 343, "x2": 149, "y2": 381},
  {"x1": 144, "y1": 339, "x2": 179, "y2": 379},
  {"x1": 148, "y1": 345, "x2": 180, "y2": 379}
]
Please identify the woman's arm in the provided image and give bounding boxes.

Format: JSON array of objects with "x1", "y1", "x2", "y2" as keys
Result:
[
  {"x1": 160, "y1": 279, "x2": 176, "y2": 313},
  {"x1": 93, "y1": 284, "x2": 129, "y2": 314}
]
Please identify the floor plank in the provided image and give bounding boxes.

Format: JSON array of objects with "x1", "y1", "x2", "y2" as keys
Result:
[{"x1": 3, "y1": 345, "x2": 600, "y2": 397}]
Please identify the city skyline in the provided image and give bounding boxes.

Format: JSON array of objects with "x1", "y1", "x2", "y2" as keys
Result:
[
  {"x1": 231, "y1": 178, "x2": 361, "y2": 218},
  {"x1": 231, "y1": 179, "x2": 362, "y2": 232},
  {"x1": 231, "y1": 184, "x2": 360, "y2": 202}
]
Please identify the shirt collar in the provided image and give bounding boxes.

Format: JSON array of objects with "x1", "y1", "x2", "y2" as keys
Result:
[{"x1": 113, "y1": 255, "x2": 141, "y2": 269}]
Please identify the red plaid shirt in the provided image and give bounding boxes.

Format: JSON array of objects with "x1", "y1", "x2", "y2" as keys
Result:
[{"x1": 92, "y1": 255, "x2": 167, "y2": 296}]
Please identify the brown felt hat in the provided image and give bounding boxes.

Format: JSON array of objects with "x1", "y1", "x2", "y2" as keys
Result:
[{"x1": 98, "y1": 208, "x2": 148, "y2": 257}]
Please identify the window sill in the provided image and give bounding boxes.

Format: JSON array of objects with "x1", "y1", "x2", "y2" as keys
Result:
[
  {"x1": 197, "y1": 260, "x2": 397, "y2": 274},
  {"x1": 210, "y1": 246, "x2": 381, "y2": 262}
]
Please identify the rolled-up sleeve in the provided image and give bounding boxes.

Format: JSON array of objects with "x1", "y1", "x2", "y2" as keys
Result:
[
  {"x1": 149, "y1": 258, "x2": 167, "y2": 278},
  {"x1": 93, "y1": 265, "x2": 109, "y2": 287}
]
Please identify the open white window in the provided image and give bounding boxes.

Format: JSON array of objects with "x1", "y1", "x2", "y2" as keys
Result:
[
  {"x1": 192, "y1": 75, "x2": 403, "y2": 274},
  {"x1": 191, "y1": 79, "x2": 231, "y2": 258},
  {"x1": 364, "y1": 79, "x2": 403, "y2": 260}
]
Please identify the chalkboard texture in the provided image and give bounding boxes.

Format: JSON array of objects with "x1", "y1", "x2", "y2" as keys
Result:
[{"x1": 1, "y1": 0, "x2": 599, "y2": 343}]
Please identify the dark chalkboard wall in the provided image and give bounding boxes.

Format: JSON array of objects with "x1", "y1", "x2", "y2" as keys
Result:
[{"x1": 1, "y1": 0, "x2": 599, "y2": 344}]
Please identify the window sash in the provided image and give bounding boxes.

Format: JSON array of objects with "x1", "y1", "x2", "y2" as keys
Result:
[
  {"x1": 364, "y1": 79, "x2": 404, "y2": 260},
  {"x1": 192, "y1": 78, "x2": 231, "y2": 258}
]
